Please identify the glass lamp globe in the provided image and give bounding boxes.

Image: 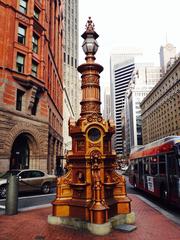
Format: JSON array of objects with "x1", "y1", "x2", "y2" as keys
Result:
[{"x1": 82, "y1": 33, "x2": 99, "y2": 55}]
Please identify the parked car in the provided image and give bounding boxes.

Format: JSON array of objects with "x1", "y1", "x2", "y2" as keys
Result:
[{"x1": 0, "y1": 169, "x2": 57, "y2": 198}]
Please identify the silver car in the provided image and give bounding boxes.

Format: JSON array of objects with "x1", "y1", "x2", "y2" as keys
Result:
[{"x1": 0, "y1": 169, "x2": 57, "y2": 198}]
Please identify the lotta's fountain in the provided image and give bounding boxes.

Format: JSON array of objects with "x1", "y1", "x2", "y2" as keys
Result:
[{"x1": 48, "y1": 17, "x2": 135, "y2": 236}]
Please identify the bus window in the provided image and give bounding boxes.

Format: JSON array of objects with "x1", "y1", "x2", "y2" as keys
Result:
[
  {"x1": 167, "y1": 153, "x2": 177, "y2": 175},
  {"x1": 143, "y1": 158, "x2": 149, "y2": 174},
  {"x1": 130, "y1": 162, "x2": 137, "y2": 172},
  {"x1": 159, "y1": 155, "x2": 166, "y2": 174},
  {"x1": 150, "y1": 157, "x2": 158, "y2": 175},
  {"x1": 138, "y1": 159, "x2": 143, "y2": 183},
  {"x1": 151, "y1": 163, "x2": 158, "y2": 175},
  {"x1": 134, "y1": 163, "x2": 138, "y2": 173},
  {"x1": 130, "y1": 163, "x2": 134, "y2": 171}
]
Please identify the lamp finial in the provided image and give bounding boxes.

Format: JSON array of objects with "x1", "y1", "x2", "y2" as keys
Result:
[{"x1": 85, "y1": 17, "x2": 95, "y2": 32}]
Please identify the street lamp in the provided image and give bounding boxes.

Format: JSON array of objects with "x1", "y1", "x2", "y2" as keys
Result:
[{"x1": 81, "y1": 17, "x2": 99, "y2": 56}]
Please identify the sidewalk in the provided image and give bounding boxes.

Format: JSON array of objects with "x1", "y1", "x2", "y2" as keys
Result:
[{"x1": 0, "y1": 194, "x2": 179, "y2": 240}]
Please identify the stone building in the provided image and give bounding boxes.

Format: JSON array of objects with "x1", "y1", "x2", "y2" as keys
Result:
[
  {"x1": 0, "y1": 0, "x2": 64, "y2": 173},
  {"x1": 141, "y1": 56, "x2": 180, "y2": 144}
]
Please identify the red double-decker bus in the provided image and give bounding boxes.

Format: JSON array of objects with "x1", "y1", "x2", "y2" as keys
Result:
[{"x1": 128, "y1": 136, "x2": 180, "y2": 207}]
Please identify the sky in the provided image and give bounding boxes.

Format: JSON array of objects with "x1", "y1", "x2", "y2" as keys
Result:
[{"x1": 78, "y1": 0, "x2": 180, "y2": 92}]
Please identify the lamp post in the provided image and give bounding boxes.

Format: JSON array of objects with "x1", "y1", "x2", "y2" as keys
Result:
[{"x1": 78, "y1": 17, "x2": 103, "y2": 118}]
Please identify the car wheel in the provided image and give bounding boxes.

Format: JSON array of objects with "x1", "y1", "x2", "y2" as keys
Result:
[
  {"x1": 41, "y1": 183, "x2": 51, "y2": 194},
  {"x1": 0, "y1": 185, "x2": 7, "y2": 198}
]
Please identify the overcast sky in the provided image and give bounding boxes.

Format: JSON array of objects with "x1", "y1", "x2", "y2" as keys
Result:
[{"x1": 79, "y1": 0, "x2": 180, "y2": 90}]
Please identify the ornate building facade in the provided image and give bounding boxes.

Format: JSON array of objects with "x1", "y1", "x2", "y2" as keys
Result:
[
  {"x1": 0, "y1": 0, "x2": 64, "y2": 173},
  {"x1": 141, "y1": 56, "x2": 180, "y2": 144}
]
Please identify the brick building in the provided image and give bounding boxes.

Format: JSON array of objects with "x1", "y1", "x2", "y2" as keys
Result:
[{"x1": 0, "y1": 0, "x2": 64, "y2": 174}]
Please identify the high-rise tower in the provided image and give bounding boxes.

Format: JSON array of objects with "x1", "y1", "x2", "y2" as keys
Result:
[
  {"x1": 110, "y1": 49, "x2": 142, "y2": 154},
  {"x1": 123, "y1": 64, "x2": 160, "y2": 155},
  {"x1": 63, "y1": 0, "x2": 81, "y2": 153},
  {"x1": 159, "y1": 43, "x2": 176, "y2": 75},
  {"x1": 63, "y1": 0, "x2": 80, "y2": 119},
  {"x1": 103, "y1": 86, "x2": 111, "y2": 120}
]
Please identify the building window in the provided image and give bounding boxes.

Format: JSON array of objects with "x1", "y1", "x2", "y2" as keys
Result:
[
  {"x1": 71, "y1": 57, "x2": 73, "y2": 67},
  {"x1": 16, "y1": 53, "x2": 25, "y2": 73},
  {"x1": 34, "y1": 6, "x2": 40, "y2": 20},
  {"x1": 75, "y1": 59, "x2": 77, "y2": 68},
  {"x1": 16, "y1": 89, "x2": 24, "y2": 111},
  {"x1": 31, "y1": 88, "x2": 41, "y2": 116},
  {"x1": 68, "y1": 55, "x2": 70, "y2": 64},
  {"x1": 32, "y1": 60, "x2": 38, "y2": 77},
  {"x1": 19, "y1": 0, "x2": 27, "y2": 14},
  {"x1": 18, "y1": 24, "x2": 26, "y2": 45},
  {"x1": 64, "y1": 52, "x2": 66, "y2": 63},
  {"x1": 32, "y1": 33, "x2": 38, "y2": 53}
]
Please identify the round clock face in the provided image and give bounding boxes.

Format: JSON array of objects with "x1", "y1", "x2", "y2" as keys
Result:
[{"x1": 88, "y1": 128, "x2": 101, "y2": 142}]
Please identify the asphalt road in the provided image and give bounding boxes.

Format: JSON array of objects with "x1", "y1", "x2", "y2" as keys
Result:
[{"x1": 0, "y1": 188, "x2": 56, "y2": 215}]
